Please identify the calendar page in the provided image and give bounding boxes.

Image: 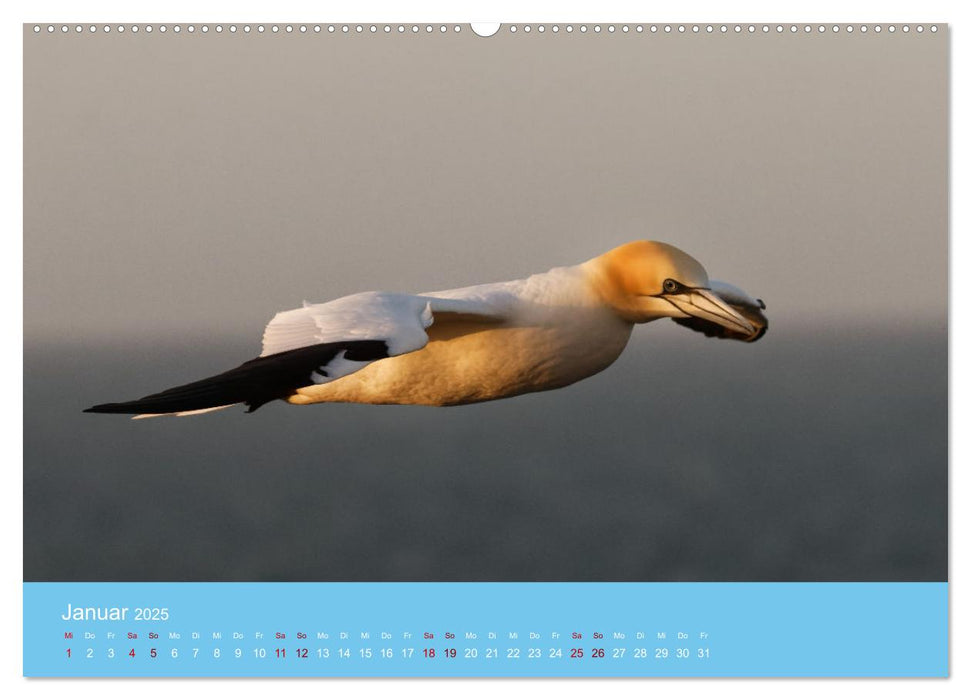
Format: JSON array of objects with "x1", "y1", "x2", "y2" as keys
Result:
[{"x1": 23, "y1": 21, "x2": 948, "y2": 678}]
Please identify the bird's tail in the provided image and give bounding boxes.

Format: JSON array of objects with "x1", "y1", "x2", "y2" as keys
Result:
[
  {"x1": 129, "y1": 405, "x2": 237, "y2": 420},
  {"x1": 83, "y1": 340, "x2": 389, "y2": 418}
]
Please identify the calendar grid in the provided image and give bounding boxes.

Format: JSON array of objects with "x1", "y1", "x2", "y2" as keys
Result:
[{"x1": 24, "y1": 582, "x2": 948, "y2": 677}]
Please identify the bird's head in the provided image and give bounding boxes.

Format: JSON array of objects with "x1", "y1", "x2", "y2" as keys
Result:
[{"x1": 586, "y1": 240, "x2": 767, "y2": 342}]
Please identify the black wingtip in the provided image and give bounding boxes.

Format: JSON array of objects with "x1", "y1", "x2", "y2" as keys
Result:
[
  {"x1": 82, "y1": 339, "x2": 391, "y2": 416},
  {"x1": 83, "y1": 403, "x2": 140, "y2": 414}
]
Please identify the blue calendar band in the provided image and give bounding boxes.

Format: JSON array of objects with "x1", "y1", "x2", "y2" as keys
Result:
[{"x1": 24, "y1": 582, "x2": 947, "y2": 677}]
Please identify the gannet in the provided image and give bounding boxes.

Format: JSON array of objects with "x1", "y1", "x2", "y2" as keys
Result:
[{"x1": 84, "y1": 241, "x2": 767, "y2": 418}]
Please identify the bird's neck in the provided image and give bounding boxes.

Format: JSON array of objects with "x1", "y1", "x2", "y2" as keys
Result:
[{"x1": 579, "y1": 258, "x2": 667, "y2": 324}]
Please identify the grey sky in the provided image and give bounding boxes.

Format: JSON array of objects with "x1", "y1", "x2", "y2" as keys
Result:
[{"x1": 25, "y1": 26, "x2": 947, "y2": 344}]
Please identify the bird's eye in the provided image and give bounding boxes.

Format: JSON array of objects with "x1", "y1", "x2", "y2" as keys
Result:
[{"x1": 662, "y1": 278, "x2": 679, "y2": 294}]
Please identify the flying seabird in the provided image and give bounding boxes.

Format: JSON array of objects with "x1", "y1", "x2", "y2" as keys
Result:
[{"x1": 84, "y1": 241, "x2": 767, "y2": 418}]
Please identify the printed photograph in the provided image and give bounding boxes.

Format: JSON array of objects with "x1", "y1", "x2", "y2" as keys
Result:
[{"x1": 24, "y1": 24, "x2": 946, "y2": 582}]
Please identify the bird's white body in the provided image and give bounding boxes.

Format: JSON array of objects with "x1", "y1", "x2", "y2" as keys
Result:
[{"x1": 290, "y1": 265, "x2": 634, "y2": 406}]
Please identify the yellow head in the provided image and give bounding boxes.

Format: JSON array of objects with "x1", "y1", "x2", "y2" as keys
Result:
[{"x1": 586, "y1": 240, "x2": 761, "y2": 339}]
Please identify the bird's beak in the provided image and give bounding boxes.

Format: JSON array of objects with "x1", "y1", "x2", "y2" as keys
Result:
[{"x1": 666, "y1": 288, "x2": 757, "y2": 337}]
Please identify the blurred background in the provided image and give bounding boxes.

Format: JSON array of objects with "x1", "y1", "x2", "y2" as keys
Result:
[{"x1": 24, "y1": 25, "x2": 947, "y2": 581}]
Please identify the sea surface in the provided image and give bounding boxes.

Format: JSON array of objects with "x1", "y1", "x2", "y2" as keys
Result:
[{"x1": 24, "y1": 321, "x2": 947, "y2": 581}]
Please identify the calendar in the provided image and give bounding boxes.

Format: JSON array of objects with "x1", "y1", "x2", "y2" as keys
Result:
[
  {"x1": 24, "y1": 583, "x2": 948, "y2": 676},
  {"x1": 23, "y1": 21, "x2": 949, "y2": 679}
]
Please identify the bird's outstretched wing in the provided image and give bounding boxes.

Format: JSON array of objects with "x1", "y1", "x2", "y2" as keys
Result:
[
  {"x1": 672, "y1": 280, "x2": 768, "y2": 342},
  {"x1": 84, "y1": 292, "x2": 509, "y2": 416},
  {"x1": 259, "y1": 291, "x2": 505, "y2": 357}
]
